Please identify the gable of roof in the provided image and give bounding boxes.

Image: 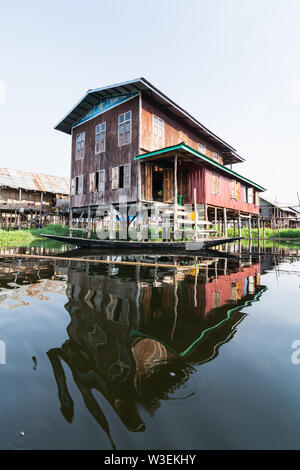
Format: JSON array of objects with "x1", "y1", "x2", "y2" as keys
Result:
[
  {"x1": 0, "y1": 168, "x2": 70, "y2": 194},
  {"x1": 55, "y1": 77, "x2": 244, "y2": 164}
]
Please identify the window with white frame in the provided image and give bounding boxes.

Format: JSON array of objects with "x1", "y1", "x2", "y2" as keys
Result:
[
  {"x1": 118, "y1": 111, "x2": 131, "y2": 146},
  {"x1": 213, "y1": 152, "x2": 220, "y2": 162},
  {"x1": 76, "y1": 132, "x2": 85, "y2": 160},
  {"x1": 112, "y1": 164, "x2": 131, "y2": 189},
  {"x1": 95, "y1": 123, "x2": 106, "y2": 154},
  {"x1": 153, "y1": 115, "x2": 164, "y2": 148},
  {"x1": 198, "y1": 143, "x2": 206, "y2": 154}
]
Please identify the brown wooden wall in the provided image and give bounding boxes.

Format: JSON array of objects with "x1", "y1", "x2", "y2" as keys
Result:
[
  {"x1": 0, "y1": 188, "x2": 53, "y2": 207},
  {"x1": 140, "y1": 159, "x2": 260, "y2": 214},
  {"x1": 69, "y1": 90, "x2": 260, "y2": 213},
  {"x1": 70, "y1": 95, "x2": 140, "y2": 208},
  {"x1": 140, "y1": 94, "x2": 225, "y2": 165}
]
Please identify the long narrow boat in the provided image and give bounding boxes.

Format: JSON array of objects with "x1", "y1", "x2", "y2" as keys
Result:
[{"x1": 41, "y1": 234, "x2": 242, "y2": 252}]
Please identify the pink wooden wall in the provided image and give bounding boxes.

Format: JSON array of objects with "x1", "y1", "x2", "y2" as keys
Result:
[
  {"x1": 186, "y1": 163, "x2": 259, "y2": 214},
  {"x1": 203, "y1": 264, "x2": 261, "y2": 316}
]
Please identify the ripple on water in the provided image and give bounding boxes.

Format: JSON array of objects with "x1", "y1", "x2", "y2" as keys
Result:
[
  {"x1": 8, "y1": 417, "x2": 51, "y2": 450},
  {"x1": 164, "y1": 365, "x2": 208, "y2": 405}
]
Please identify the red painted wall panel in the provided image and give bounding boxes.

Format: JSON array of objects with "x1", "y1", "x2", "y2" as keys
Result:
[
  {"x1": 183, "y1": 162, "x2": 259, "y2": 214},
  {"x1": 203, "y1": 168, "x2": 259, "y2": 214}
]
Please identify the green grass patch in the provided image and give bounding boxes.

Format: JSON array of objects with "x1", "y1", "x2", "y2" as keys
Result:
[
  {"x1": 0, "y1": 224, "x2": 71, "y2": 248},
  {"x1": 226, "y1": 227, "x2": 300, "y2": 239},
  {"x1": 0, "y1": 229, "x2": 35, "y2": 247}
]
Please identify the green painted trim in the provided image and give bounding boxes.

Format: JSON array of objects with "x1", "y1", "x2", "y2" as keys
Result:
[
  {"x1": 134, "y1": 143, "x2": 266, "y2": 192},
  {"x1": 130, "y1": 287, "x2": 267, "y2": 358}
]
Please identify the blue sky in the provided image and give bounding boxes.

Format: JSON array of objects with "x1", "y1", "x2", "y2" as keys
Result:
[{"x1": 1, "y1": 0, "x2": 300, "y2": 204}]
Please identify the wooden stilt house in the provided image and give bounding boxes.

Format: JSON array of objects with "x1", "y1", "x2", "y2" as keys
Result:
[{"x1": 55, "y1": 78, "x2": 266, "y2": 237}]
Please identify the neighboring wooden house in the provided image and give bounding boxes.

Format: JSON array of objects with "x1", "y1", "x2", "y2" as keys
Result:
[
  {"x1": 55, "y1": 78, "x2": 265, "y2": 234},
  {"x1": 259, "y1": 197, "x2": 300, "y2": 228},
  {"x1": 0, "y1": 168, "x2": 69, "y2": 228}
]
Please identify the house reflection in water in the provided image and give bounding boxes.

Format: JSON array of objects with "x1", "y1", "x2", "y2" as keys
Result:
[{"x1": 47, "y1": 259, "x2": 265, "y2": 445}]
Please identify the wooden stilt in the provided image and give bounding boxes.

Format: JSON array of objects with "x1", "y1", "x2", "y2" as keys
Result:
[
  {"x1": 223, "y1": 208, "x2": 228, "y2": 237},
  {"x1": 194, "y1": 188, "x2": 198, "y2": 241},
  {"x1": 174, "y1": 155, "x2": 178, "y2": 240},
  {"x1": 248, "y1": 215, "x2": 252, "y2": 241},
  {"x1": 87, "y1": 206, "x2": 91, "y2": 238},
  {"x1": 214, "y1": 207, "x2": 217, "y2": 232},
  {"x1": 69, "y1": 208, "x2": 73, "y2": 237}
]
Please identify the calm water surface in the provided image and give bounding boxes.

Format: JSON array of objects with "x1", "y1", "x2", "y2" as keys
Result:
[{"x1": 0, "y1": 243, "x2": 300, "y2": 450}]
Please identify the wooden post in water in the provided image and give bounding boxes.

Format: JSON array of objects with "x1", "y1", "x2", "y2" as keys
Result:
[
  {"x1": 174, "y1": 155, "x2": 178, "y2": 240},
  {"x1": 238, "y1": 211, "x2": 242, "y2": 238},
  {"x1": 223, "y1": 208, "x2": 228, "y2": 237},
  {"x1": 194, "y1": 188, "x2": 198, "y2": 241},
  {"x1": 69, "y1": 207, "x2": 73, "y2": 237},
  {"x1": 87, "y1": 206, "x2": 91, "y2": 239},
  {"x1": 214, "y1": 207, "x2": 217, "y2": 233},
  {"x1": 248, "y1": 215, "x2": 252, "y2": 241},
  {"x1": 18, "y1": 188, "x2": 22, "y2": 230}
]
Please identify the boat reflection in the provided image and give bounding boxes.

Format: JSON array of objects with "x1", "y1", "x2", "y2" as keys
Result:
[{"x1": 47, "y1": 258, "x2": 266, "y2": 446}]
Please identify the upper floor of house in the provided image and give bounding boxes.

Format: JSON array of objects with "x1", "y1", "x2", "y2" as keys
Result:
[
  {"x1": 55, "y1": 78, "x2": 264, "y2": 209},
  {"x1": 56, "y1": 78, "x2": 245, "y2": 171}
]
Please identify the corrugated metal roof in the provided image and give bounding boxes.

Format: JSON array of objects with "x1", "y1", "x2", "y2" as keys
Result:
[
  {"x1": 0, "y1": 168, "x2": 69, "y2": 194},
  {"x1": 260, "y1": 197, "x2": 300, "y2": 215}
]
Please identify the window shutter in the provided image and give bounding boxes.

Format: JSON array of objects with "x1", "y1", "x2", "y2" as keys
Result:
[
  {"x1": 145, "y1": 163, "x2": 152, "y2": 200},
  {"x1": 99, "y1": 170, "x2": 105, "y2": 192},
  {"x1": 78, "y1": 175, "x2": 83, "y2": 195},
  {"x1": 89, "y1": 173, "x2": 95, "y2": 193},
  {"x1": 80, "y1": 132, "x2": 85, "y2": 159},
  {"x1": 112, "y1": 167, "x2": 118, "y2": 189},
  {"x1": 179, "y1": 131, "x2": 188, "y2": 144},
  {"x1": 248, "y1": 187, "x2": 254, "y2": 204},
  {"x1": 231, "y1": 180, "x2": 236, "y2": 199},
  {"x1": 213, "y1": 291, "x2": 221, "y2": 308},
  {"x1": 70, "y1": 178, "x2": 75, "y2": 196},
  {"x1": 213, "y1": 173, "x2": 219, "y2": 194},
  {"x1": 124, "y1": 164, "x2": 131, "y2": 188},
  {"x1": 255, "y1": 191, "x2": 259, "y2": 206},
  {"x1": 236, "y1": 182, "x2": 241, "y2": 200}
]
